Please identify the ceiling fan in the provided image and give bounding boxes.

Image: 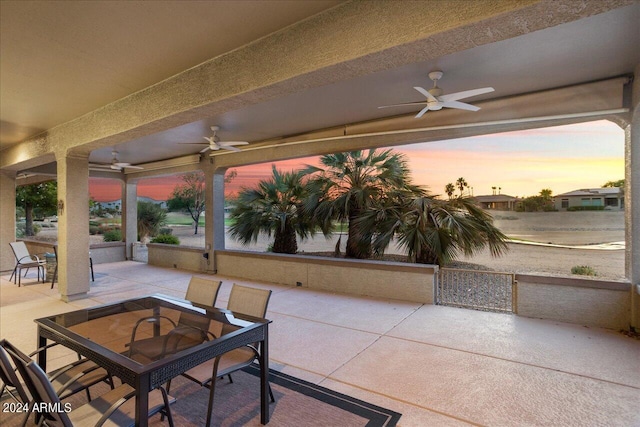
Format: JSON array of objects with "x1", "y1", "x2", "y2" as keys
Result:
[
  {"x1": 90, "y1": 151, "x2": 143, "y2": 171},
  {"x1": 378, "y1": 70, "x2": 494, "y2": 118},
  {"x1": 181, "y1": 126, "x2": 249, "y2": 154}
]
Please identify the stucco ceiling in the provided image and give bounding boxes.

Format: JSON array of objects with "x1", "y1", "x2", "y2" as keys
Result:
[{"x1": 1, "y1": 1, "x2": 639, "y2": 169}]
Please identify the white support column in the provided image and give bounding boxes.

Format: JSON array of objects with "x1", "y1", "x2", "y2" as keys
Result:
[
  {"x1": 204, "y1": 159, "x2": 226, "y2": 274},
  {"x1": 0, "y1": 171, "x2": 17, "y2": 272},
  {"x1": 212, "y1": 171, "x2": 226, "y2": 252},
  {"x1": 56, "y1": 153, "x2": 90, "y2": 301},
  {"x1": 122, "y1": 178, "x2": 138, "y2": 260},
  {"x1": 628, "y1": 64, "x2": 640, "y2": 329}
]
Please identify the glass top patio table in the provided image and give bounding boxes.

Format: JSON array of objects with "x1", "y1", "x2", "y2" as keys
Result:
[{"x1": 34, "y1": 294, "x2": 271, "y2": 426}]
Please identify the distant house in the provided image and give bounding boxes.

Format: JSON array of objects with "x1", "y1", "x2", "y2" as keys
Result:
[
  {"x1": 473, "y1": 194, "x2": 518, "y2": 211},
  {"x1": 554, "y1": 187, "x2": 624, "y2": 211}
]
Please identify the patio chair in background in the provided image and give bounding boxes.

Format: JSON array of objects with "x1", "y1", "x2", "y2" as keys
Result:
[
  {"x1": 50, "y1": 245, "x2": 94, "y2": 289},
  {"x1": 127, "y1": 277, "x2": 222, "y2": 362},
  {"x1": 175, "y1": 284, "x2": 274, "y2": 427},
  {"x1": 9, "y1": 241, "x2": 46, "y2": 286},
  {"x1": 3, "y1": 339, "x2": 175, "y2": 427}
]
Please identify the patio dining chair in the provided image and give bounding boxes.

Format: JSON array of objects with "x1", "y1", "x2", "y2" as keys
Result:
[
  {"x1": 50, "y1": 245, "x2": 94, "y2": 289},
  {"x1": 0, "y1": 341, "x2": 32, "y2": 427},
  {"x1": 127, "y1": 277, "x2": 221, "y2": 362},
  {"x1": 0, "y1": 340, "x2": 114, "y2": 403},
  {"x1": 3, "y1": 339, "x2": 175, "y2": 427},
  {"x1": 175, "y1": 284, "x2": 274, "y2": 427},
  {"x1": 9, "y1": 241, "x2": 46, "y2": 286}
]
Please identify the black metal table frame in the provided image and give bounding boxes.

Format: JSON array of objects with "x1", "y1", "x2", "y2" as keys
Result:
[{"x1": 35, "y1": 294, "x2": 270, "y2": 426}]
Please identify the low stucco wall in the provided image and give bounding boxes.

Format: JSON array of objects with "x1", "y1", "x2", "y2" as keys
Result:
[
  {"x1": 515, "y1": 274, "x2": 631, "y2": 330},
  {"x1": 89, "y1": 242, "x2": 126, "y2": 264},
  {"x1": 147, "y1": 243, "x2": 206, "y2": 272},
  {"x1": 215, "y1": 250, "x2": 436, "y2": 303},
  {"x1": 20, "y1": 239, "x2": 126, "y2": 265}
]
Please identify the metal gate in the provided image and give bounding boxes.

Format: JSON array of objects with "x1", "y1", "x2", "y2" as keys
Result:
[{"x1": 437, "y1": 268, "x2": 516, "y2": 313}]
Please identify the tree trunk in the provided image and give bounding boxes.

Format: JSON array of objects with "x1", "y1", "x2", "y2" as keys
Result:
[
  {"x1": 345, "y1": 210, "x2": 371, "y2": 259},
  {"x1": 25, "y1": 203, "x2": 34, "y2": 236},
  {"x1": 273, "y1": 221, "x2": 297, "y2": 254},
  {"x1": 416, "y1": 246, "x2": 439, "y2": 265}
]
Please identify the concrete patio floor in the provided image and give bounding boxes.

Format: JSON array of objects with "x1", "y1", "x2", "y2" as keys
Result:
[{"x1": 1, "y1": 261, "x2": 638, "y2": 426}]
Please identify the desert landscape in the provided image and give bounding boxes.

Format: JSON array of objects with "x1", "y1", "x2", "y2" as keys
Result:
[{"x1": 38, "y1": 210, "x2": 626, "y2": 280}]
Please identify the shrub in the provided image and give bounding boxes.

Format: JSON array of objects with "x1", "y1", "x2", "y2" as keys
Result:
[
  {"x1": 571, "y1": 265, "x2": 596, "y2": 276},
  {"x1": 138, "y1": 201, "x2": 167, "y2": 242},
  {"x1": 16, "y1": 222, "x2": 25, "y2": 238},
  {"x1": 103, "y1": 229, "x2": 122, "y2": 242},
  {"x1": 150, "y1": 234, "x2": 180, "y2": 245},
  {"x1": 567, "y1": 206, "x2": 605, "y2": 211},
  {"x1": 159, "y1": 227, "x2": 173, "y2": 235},
  {"x1": 89, "y1": 225, "x2": 100, "y2": 235}
]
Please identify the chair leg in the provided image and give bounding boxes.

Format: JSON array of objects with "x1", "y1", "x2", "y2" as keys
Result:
[
  {"x1": 90, "y1": 257, "x2": 94, "y2": 281},
  {"x1": 9, "y1": 266, "x2": 17, "y2": 284},
  {"x1": 51, "y1": 265, "x2": 57, "y2": 289},
  {"x1": 205, "y1": 375, "x2": 218, "y2": 427},
  {"x1": 159, "y1": 386, "x2": 175, "y2": 427}
]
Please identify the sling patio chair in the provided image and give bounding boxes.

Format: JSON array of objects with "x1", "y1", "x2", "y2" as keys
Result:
[
  {"x1": 127, "y1": 277, "x2": 222, "y2": 363},
  {"x1": 0, "y1": 340, "x2": 116, "y2": 427},
  {"x1": 172, "y1": 284, "x2": 274, "y2": 427},
  {"x1": 3, "y1": 339, "x2": 175, "y2": 427},
  {"x1": 9, "y1": 241, "x2": 46, "y2": 286},
  {"x1": 50, "y1": 245, "x2": 94, "y2": 289}
]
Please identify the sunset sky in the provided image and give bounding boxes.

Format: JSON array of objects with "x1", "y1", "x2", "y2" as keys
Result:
[{"x1": 89, "y1": 120, "x2": 624, "y2": 202}]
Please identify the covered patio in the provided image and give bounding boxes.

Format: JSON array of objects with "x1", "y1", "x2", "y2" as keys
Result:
[
  {"x1": 1, "y1": 263, "x2": 638, "y2": 425},
  {"x1": 1, "y1": 2, "x2": 639, "y2": 425}
]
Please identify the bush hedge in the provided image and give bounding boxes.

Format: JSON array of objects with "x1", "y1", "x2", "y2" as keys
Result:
[
  {"x1": 103, "y1": 229, "x2": 122, "y2": 242},
  {"x1": 150, "y1": 234, "x2": 180, "y2": 245}
]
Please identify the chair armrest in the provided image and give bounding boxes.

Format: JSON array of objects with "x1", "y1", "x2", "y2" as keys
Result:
[
  {"x1": 94, "y1": 387, "x2": 137, "y2": 427},
  {"x1": 16, "y1": 255, "x2": 44, "y2": 264},
  {"x1": 127, "y1": 315, "x2": 177, "y2": 346}
]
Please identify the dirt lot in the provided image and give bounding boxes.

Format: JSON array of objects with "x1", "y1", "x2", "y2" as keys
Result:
[{"x1": 36, "y1": 210, "x2": 627, "y2": 280}]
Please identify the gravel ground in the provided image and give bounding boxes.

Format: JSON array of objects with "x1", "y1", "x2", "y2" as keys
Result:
[{"x1": 35, "y1": 210, "x2": 627, "y2": 281}]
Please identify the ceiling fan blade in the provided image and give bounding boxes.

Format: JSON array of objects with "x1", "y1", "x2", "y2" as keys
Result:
[
  {"x1": 413, "y1": 86, "x2": 438, "y2": 102},
  {"x1": 221, "y1": 145, "x2": 242, "y2": 152},
  {"x1": 218, "y1": 141, "x2": 248, "y2": 147},
  {"x1": 123, "y1": 165, "x2": 144, "y2": 170},
  {"x1": 442, "y1": 100, "x2": 481, "y2": 111},
  {"x1": 378, "y1": 101, "x2": 430, "y2": 109},
  {"x1": 415, "y1": 106, "x2": 430, "y2": 118},
  {"x1": 110, "y1": 164, "x2": 123, "y2": 171},
  {"x1": 439, "y1": 87, "x2": 494, "y2": 102},
  {"x1": 199, "y1": 146, "x2": 212, "y2": 153}
]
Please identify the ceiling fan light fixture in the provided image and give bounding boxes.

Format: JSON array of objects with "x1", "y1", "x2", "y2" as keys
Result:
[{"x1": 378, "y1": 70, "x2": 494, "y2": 117}]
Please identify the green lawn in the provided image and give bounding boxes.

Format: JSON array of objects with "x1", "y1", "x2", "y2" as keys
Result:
[{"x1": 165, "y1": 212, "x2": 243, "y2": 227}]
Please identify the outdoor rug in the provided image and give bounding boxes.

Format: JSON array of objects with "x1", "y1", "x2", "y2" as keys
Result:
[{"x1": 1, "y1": 364, "x2": 401, "y2": 427}]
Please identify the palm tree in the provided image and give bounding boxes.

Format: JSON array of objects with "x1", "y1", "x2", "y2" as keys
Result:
[
  {"x1": 445, "y1": 183, "x2": 456, "y2": 199},
  {"x1": 356, "y1": 193, "x2": 509, "y2": 265},
  {"x1": 303, "y1": 149, "x2": 415, "y2": 259},
  {"x1": 228, "y1": 166, "x2": 316, "y2": 254},
  {"x1": 456, "y1": 177, "x2": 468, "y2": 196}
]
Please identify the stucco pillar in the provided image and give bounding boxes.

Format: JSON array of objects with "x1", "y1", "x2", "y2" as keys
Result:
[
  {"x1": 0, "y1": 171, "x2": 17, "y2": 272},
  {"x1": 122, "y1": 178, "x2": 138, "y2": 260},
  {"x1": 628, "y1": 64, "x2": 640, "y2": 329},
  {"x1": 204, "y1": 159, "x2": 226, "y2": 274},
  {"x1": 56, "y1": 153, "x2": 90, "y2": 300}
]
